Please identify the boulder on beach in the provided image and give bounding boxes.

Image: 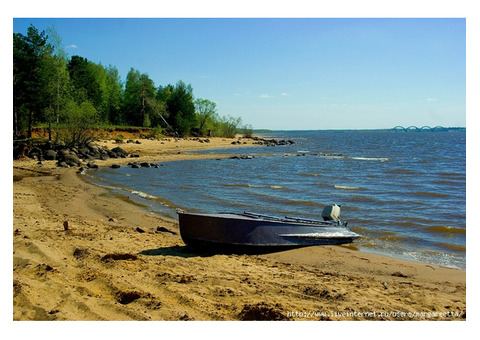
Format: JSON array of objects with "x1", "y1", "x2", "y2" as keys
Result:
[
  {"x1": 61, "y1": 153, "x2": 81, "y2": 167},
  {"x1": 111, "y1": 146, "x2": 128, "y2": 157},
  {"x1": 44, "y1": 150, "x2": 57, "y2": 160}
]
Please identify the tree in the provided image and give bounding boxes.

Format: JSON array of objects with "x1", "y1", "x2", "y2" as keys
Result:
[
  {"x1": 165, "y1": 81, "x2": 196, "y2": 137},
  {"x1": 104, "y1": 65, "x2": 123, "y2": 125},
  {"x1": 122, "y1": 68, "x2": 156, "y2": 127},
  {"x1": 67, "y1": 56, "x2": 102, "y2": 109},
  {"x1": 42, "y1": 25, "x2": 71, "y2": 141},
  {"x1": 194, "y1": 98, "x2": 217, "y2": 136},
  {"x1": 40, "y1": 52, "x2": 71, "y2": 140},
  {"x1": 13, "y1": 25, "x2": 52, "y2": 138}
]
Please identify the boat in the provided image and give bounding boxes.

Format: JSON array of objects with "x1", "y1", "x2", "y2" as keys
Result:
[{"x1": 177, "y1": 204, "x2": 360, "y2": 253}]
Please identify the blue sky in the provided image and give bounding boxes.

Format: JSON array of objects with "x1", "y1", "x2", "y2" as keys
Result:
[{"x1": 13, "y1": 17, "x2": 466, "y2": 130}]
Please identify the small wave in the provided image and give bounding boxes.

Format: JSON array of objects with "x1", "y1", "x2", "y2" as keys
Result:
[
  {"x1": 321, "y1": 155, "x2": 345, "y2": 159},
  {"x1": 402, "y1": 250, "x2": 465, "y2": 269},
  {"x1": 433, "y1": 242, "x2": 466, "y2": 253},
  {"x1": 426, "y1": 225, "x2": 466, "y2": 235},
  {"x1": 394, "y1": 221, "x2": 419, "y2": 228},
  {"x1": 351, "y1": 157, "x2": 389, "y2": 162},
  {"x1": 300, "y1": 173, "x2": 321, "y2": 177},
  {"x1": 314, "y1": 182, "x2": 332, "y2": 188},
  {"x1": 285, "y1": 200, "x2": 321, "y2": 207},
  {"x1": 130, "y1": 190, "x2": 157, "y2": 199},
  {"x1": 222, "y1": 183, "x2": 261, "y2": 188},
  {"x1": 432, "y1": 179, "x2": 462, "y2": 186},
  {"x1": 409, "y1": 191, "x2": 450, "y2": 198},
  {"x1": 437, "y1": 172, "x2": 466, "y2": 180},
  {"x1": 385, "y1": 169, "x2": 418, "y2": 175},
  {"x1": 378, "y1": 234, "x2": 408, "y2": 242},
  {"x1": 223, "y1": 183, "x2": 287, "y2": 190},
  {"x1": 335, "y1": 185, "x2": 361, "y2": 190},
  {"x1": 349, "y1": 195, "x2": 377, "y2": 203}
]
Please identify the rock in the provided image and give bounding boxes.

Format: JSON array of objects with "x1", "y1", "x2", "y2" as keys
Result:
[
  {"x1": 87, "y1": 142, "x2": 97, "y2": 149},
  {"x1": 62, "y1": 153, "x2": 81, "y2": 167},
  {"x1": 179, "y1": 313, "x2": 191, "y2": 321},
  {"x1": 78, "y1": 147, "x2": 90, "y2": 157},
  {"x1": 44, "y1": 149, "x2": 57, "y2": 160},
  {"x1": 111, "y1": 146, "x2": 128, "y2": 157},
  {"x1": 86, "y1": 162, "x2": 98, "y2": 169},
  {"x1": 140, "y1": 162, "x2": 151, "y2": 168},
  {"x1": 238, "y1": 302, "x2": 290, "y2": 321},
  {"x1": 135, "y1": 227, "x2": 145, "y2": 233},
  {"x1": 111, "y1": 164, "x2": 121, "y2": 169}
]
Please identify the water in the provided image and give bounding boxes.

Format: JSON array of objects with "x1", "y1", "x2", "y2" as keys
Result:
[{"x1": 87, "y1": 130, "x2": 466, "y2": 269}]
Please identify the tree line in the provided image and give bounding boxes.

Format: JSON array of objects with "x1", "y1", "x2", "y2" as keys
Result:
[{"x1": 13, "y1": 24, "x2": 252, "y2": 143}]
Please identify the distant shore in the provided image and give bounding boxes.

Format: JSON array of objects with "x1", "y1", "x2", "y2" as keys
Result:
[{"x1": 13, "y1": 136, "x2": 466, "y2": 320}]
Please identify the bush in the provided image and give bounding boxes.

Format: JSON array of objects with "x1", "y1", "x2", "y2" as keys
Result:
[
  {"x1": 211, "y1": 116, "x2": 242, "y2": 138},
  {"x1": 60, "y1": 100, "x2": 99, "y2": 146},
  {"x1": 242, "y1": 124, "x2": 253, "y2": 138}
]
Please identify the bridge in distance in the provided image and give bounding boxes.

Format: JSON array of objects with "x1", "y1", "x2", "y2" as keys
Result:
[{"x1": 392, "y1": 126, "x2": 449, "y2": 132}]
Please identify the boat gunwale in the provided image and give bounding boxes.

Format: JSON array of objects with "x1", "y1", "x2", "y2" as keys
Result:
[{"x1": 177, "y1": 210, "x2": 343, "y2": 228}]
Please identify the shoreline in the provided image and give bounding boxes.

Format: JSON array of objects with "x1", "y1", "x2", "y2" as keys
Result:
[{"x1": 13, "y1": 137, "x2": 466, "y2": 320}]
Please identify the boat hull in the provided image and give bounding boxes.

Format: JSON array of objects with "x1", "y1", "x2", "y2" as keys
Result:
[{"x1": 178, "y1": 211, "x2": 359, "y2": 253}]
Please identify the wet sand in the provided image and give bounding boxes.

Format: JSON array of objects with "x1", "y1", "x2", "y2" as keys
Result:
[{"x1": 12, "y1": 137, "x2": 466, "y2": 321}]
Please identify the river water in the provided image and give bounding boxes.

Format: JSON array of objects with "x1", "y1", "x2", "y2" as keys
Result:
[{"x1": 87, "y1": 130, "x2": 466, "y2": 269}]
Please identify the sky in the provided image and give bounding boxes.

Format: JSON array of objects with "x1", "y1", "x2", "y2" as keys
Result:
[{"x1": 12, "y1": 16, "x2": 466, "y2": 130}]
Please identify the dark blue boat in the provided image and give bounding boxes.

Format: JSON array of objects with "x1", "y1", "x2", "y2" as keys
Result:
[{"x1": 177, "y1": 205, "x2": 360, "y2": 253}]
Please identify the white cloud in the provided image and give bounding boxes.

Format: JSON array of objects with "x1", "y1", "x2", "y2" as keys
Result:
[
  {"x1": 66, "y1": 44, "x2": 78, "y2": 49},
  {"x1": 281, "y1": 92, "x2": 291, "y2": 96},
  {"x1": 426, "y1": 97, "x2": 438, "y2": 102},
  {"x1": 259, "y1": 94, "x2": 272, "y2": 98}
]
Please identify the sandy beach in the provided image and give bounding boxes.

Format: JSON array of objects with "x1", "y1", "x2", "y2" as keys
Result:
[{"x1": 12, "y1": 136, "x2": 466, "y2": 321}]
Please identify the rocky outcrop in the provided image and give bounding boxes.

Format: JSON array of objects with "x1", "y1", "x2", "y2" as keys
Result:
[
  {"x1": 251, "y1": 137, "x2": 295, "y2": 146},
  {"x1": 13, "y1": 140, "x2": 134, "y2": 168}
]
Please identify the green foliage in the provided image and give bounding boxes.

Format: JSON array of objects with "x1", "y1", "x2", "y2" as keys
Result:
[
  {"x1": 104, "y1": 65, "x2": 123, "y2": 125},
  {"x1": 122, "y1": 68, "x2": 157, "y2": 127},
  {"x1": 241, "y1": 124, "x2": 254, "y2": 138},
  {"x1": 13, "y1": 25, "x2": 53, "y2": 137},
  {"x1": 211, "y1": 116, "x2": 242, "y2": 138},
  {"x1": 13, "y1": 24, "x2": 252, "y2": 141},
  {"x1": 194, "y1": 98, "x2": 217, "y2": 136},
  {"x1": 164, "y1": 81, "x2": 196, "y2": 137},
  {"x1": 60, "y1": 100, "x2": 99, "y2": 146}
]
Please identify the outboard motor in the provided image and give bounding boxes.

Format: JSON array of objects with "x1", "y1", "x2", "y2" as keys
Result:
[{"x1": 322, "y1": 204, "x2": 341, "y2": 222}]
